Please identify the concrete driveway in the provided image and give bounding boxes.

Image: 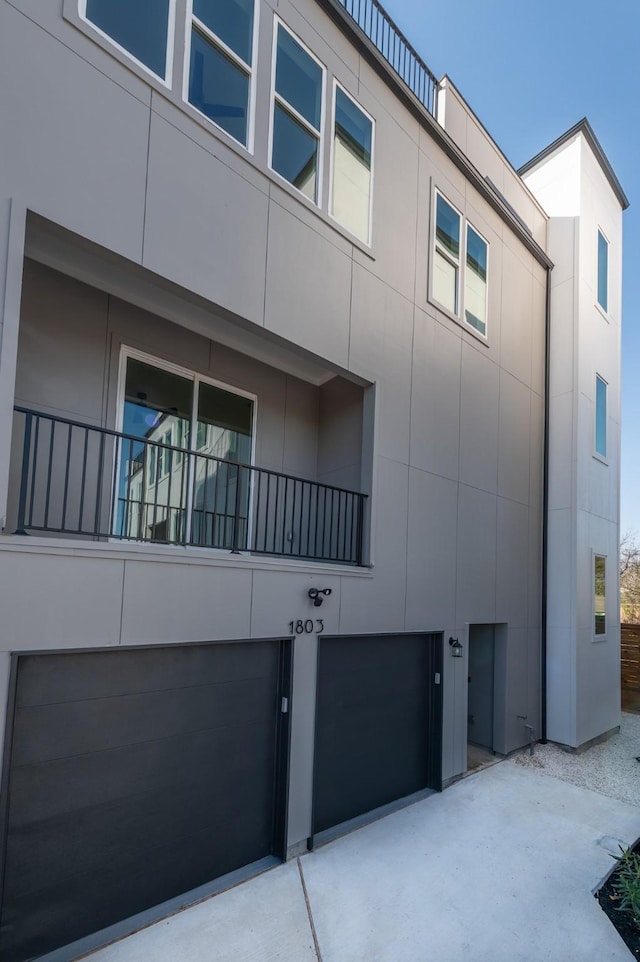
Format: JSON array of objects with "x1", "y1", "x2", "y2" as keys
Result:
[{"x1": 85, "y1": 743, "x2": 640, "y2": 962}]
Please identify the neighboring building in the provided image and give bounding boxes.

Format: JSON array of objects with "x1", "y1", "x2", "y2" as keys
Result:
[{"x1": 0, "y1": 1, "x2": 627, "y2": 959}]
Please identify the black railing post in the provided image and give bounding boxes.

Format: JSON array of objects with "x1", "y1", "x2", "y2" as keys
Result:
[
  {"x1": 15, "y1": 411, "x2": 32, "y2": 535},
  {"x1": 231, "y1": 463, "x2": 243, "y2": 553},
  {"x1": 355, "y1": 493, "x2": 365, "y2": 566}
]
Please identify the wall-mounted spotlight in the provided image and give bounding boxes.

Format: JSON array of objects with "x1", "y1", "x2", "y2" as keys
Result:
[
  {"x1": 308, "y1": 587, "x2": 332, "y2": 607},
  {"x1": 449, "y1": 636, "x2": 463, "y2": 658}
]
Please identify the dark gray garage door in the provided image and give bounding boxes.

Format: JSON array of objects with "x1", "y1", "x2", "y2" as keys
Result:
[
  {"x1": 313, "y1": 633, "x2": 442, "y2": 839},
  {"x1": 0, "y1": 639, "x2": 291, "y2": 962}
]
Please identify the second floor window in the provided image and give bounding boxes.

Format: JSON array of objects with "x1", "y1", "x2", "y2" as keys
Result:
[
  {"x1": 595, "y1": 374, "x2": 607, "y2": 458},
  {"x1": 597, "y1": 228, "x2": 609, "y2": 313},
  {"x1": 271, "y1": 22, "x2": 325, "y2": 203},
  {"x1": 188, "y1": 0, "x2": 256, "y2": 147},
  {"x1": 82, "y1": 0, "x2": 173, "y2": 81}
]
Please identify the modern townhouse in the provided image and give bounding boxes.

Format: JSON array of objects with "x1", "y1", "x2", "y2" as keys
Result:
[{"x1": 0, "y1": 0, "x2": 628, "y2": 959}]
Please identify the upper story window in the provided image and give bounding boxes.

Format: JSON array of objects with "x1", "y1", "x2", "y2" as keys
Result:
[
  {"x1": 330, "y1": 84, "x2": 374, "y2": 245},
  {"x1": 82, "y1": 0, "x2": 173, "y2": 81},
  {"x1": 271, "y1": 21, "x2": 325, "y2": 203},
  {"x1": 433, "y1": 193, "x2": 461, "y2": 315},
  {"x1": 432, "y1": 191, "x2": 489, "y2": 337},
  {"x1": 594, "y1": 554, "x2": 606, "y2": 636},
  {"x1": 187, "y1": 0, "x2": 257, "y2": 148},
  {"x1": 595, "y1": 374, "x2": 607, "y2": 459},
  {"x1": 597, "y1": 228, "x2": 609, "y2": 313},
  {"x1": 465, "y1": 225, "x2": 488, "y2": 336}
]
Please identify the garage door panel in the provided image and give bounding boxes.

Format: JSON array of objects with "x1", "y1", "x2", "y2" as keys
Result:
[
  {"x1": 12, "y1": 673, "x2": 278, "y2": 766},
  {"x1": 313, "y1": 633, "x2": 442, "y2": 836},
  {"x1": 3, "y1": 810, "x2": 276, "y2": 962},
  {"x1": 1, "y1": 640, "x2": 290, "y2": 962},
  {"x1": 15, "y1": 642, "x2": 277, "y2": 708},
  {"x1": 5, "y1": 754, "x2": 278, "y2": 899},
  {"x1": 9, "y1": 716, "x2": 277, "y2": 826}
]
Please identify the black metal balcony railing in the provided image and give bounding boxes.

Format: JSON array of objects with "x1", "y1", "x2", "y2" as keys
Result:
[
  {"x1": 13, "y1": 407, "x2": 366, "y2": 566},
  {"x1": 336, "y1": 0, "x2": 438, "y2": 115}
]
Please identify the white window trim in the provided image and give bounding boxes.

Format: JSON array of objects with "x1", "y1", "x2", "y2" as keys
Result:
[
  {"x1": 115, "y1": 347, "x2": 258, "y2": 549},
  {"x1": 592, "y1": 550, "x2": 608, "y2": 641},
  {"x1": 328, "y1": 80, "x2": 375, "y2": 247},
  {"x1": 79, "y1": 0, "x2": 176, "y2": 87},
  {"x1": 596, "y1": 226, "x2": 610, "y2": 318},
  {"x1": 594, "y1": 372, "x2": 608, "y2": 463},
  {"x1": 268, "y1": 16, "x2": 326, "y2": 208},
  {"x1": 182, "y1": 0, "x2": 259, "y2": 153},
  {"x1": 430, "y1": 188, "x2": 490, "y2": 340}
]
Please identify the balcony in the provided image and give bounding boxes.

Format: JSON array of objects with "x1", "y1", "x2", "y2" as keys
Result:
[
  {"x1": 334, "y1": 0, "x2": 438, "y2": 115},
  {"x1": 12, "y1": 407, "x2": 367, "y2": 566}
]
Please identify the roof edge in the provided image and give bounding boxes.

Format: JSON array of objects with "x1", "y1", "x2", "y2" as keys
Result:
[{"x1": 518, "y1": 118, "x2": 629, "y2": 211}]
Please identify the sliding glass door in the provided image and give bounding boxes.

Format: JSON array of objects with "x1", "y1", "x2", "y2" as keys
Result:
[{"x1": 116, "y1": 352, "x2": 254, "y2": 548}]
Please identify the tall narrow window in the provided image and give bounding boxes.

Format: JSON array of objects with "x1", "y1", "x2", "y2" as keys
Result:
[
  {"x1": 331, "y1": 85, "x2": 374, "y2": 244},
  {"x1": 83, "y1": 0, "x2": 172, "y2": 80},
  {"x1": 271, "y1": 23, "x2": 324, "y2": 203},
  {"x1": 433, "y1": 193, "x2": 461, "y2": 315},
  {"x1": 594, "y1": 554, "x2": 606, "y2": 636},
  {"x1": 597, "y1": 229, "x2": 609, "y2": 313},
  {"x1": 465, "y1": 224, "x2": 488, "y2": 336},
  {"x1": 595, "y1": 374, "x2": 607, "y2": 458},
  {"x1": 188, "y1": 0, "x2": 256, "y2": 146}
]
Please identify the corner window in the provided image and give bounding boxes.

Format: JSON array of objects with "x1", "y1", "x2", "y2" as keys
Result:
[
  {"x1": 432, "y1": 190, "x2": 489, "y2": 337},
  {"x1": 595, "y1": 374, "x2": 607, "y2": 458},
  {"x1": 271, "y1": 22, "x2": 325, "y2": 203},
  {"x1": 594, "y1": 554, "x2": 606, "y2": 636},
  {"x1": 82, "y1": 0, "x2": 173, "y2": 80},
  {"x1": 187, "y1": 0, "x2": 256, "y2": 147},
  {"x1": 330, "y1": 85, "x2": 374, "y2": 244},
  {"x1": 597, "y1": 229, "x2": 609, "y2": 313}
]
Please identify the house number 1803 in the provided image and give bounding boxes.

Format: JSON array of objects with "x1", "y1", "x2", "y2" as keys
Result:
[{"x1": 288, "y1": 619, "x2": 324, "y2": 635}]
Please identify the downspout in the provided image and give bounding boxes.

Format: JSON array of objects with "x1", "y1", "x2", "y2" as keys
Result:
[{"x1": 541, "y1": 266, "x2": 552, "y2": 744}]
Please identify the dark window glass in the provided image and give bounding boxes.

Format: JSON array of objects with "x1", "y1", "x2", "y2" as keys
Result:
[
  {"x1": 597, "y1": 230, "x2": 608, "y2": 312},
  {"x1": 272, "y1": 104, "x2": 318, "y2": 200},
  {"x1": 436, "y1": 194, "x2": 460, "y2": 260},
  {"x1": 189, "y1": 28, "x2": 249, "y2": 144},
  {"x1": 335, "y1": 88, "x2": 371, "y2": 165},
  {"x1": 193, "y1": 0, "x2": 254, "y2": 65},
  {"x1": 198, "y1": 382, "x2": 253, "y2": 462},
  {"x1": 85, "y1": 0, "x2": 170, "y2": 78},
  {"x1": 275, "y1": 27, "x2": 322, "y2": 130}
]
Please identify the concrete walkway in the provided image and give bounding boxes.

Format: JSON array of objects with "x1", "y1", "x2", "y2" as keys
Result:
[{"x1": 85, "y1": 742, "x2": 640, "y2": 962}]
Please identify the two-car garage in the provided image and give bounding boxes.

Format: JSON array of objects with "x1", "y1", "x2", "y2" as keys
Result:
[{"x1": 0, "y1": 632, "x2": 442, "y2": 961}]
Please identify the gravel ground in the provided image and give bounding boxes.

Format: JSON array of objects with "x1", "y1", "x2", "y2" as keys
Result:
[{"x1": 510, "y1": 711, "x2": 640, "y2": 808}]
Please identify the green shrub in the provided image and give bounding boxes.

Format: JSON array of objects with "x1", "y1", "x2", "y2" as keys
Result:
[{"x1": 612, "y1": 846, "x2": 640, "y2": 926}]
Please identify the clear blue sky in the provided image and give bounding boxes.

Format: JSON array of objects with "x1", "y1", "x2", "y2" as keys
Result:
[{"x1": 382, "y1": 0, "x2": 640, "y2": 536}]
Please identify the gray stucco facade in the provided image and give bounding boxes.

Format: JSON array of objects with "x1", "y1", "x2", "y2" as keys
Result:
[{"x1": 0, "y1": 0, "x2": 627, "y2": 958}]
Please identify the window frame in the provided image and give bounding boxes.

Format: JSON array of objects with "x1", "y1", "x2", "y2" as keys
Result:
[
  {"x1": 596, "y1": 227, "x2": 610, "y2": 316},
  {"x1": 183, "y1": 0, "x2": 259, "y2": 152},
  {"x1": 430, "y1": 187, "x2": 489, "y2": 340},
  {"x1": 594, "y1": 373, "x2": 608, "y2": 461},
  {"x1": 115, "y1": 347, "x2": 258, "y2": 548},
  {"x1": 593, "y1": 552, "x2": 607, "y2": 639},
  {"x1": 328, "y1": 80, "x2": 375, "y2": 247},
  {"x1": 78, "y1": 0, "x2": 177, "y2": 86},
  {"x1": 268, "y1": 17, "x2": 327, "y2": 207}
]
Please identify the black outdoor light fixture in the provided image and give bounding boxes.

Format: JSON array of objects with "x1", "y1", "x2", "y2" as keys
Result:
[
  {"x1": 449, "y1": 636, "x2": 463, "y2": 658},
  {"x1": 308, "y1": 587, "x2": 332, "y2": 607}
]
